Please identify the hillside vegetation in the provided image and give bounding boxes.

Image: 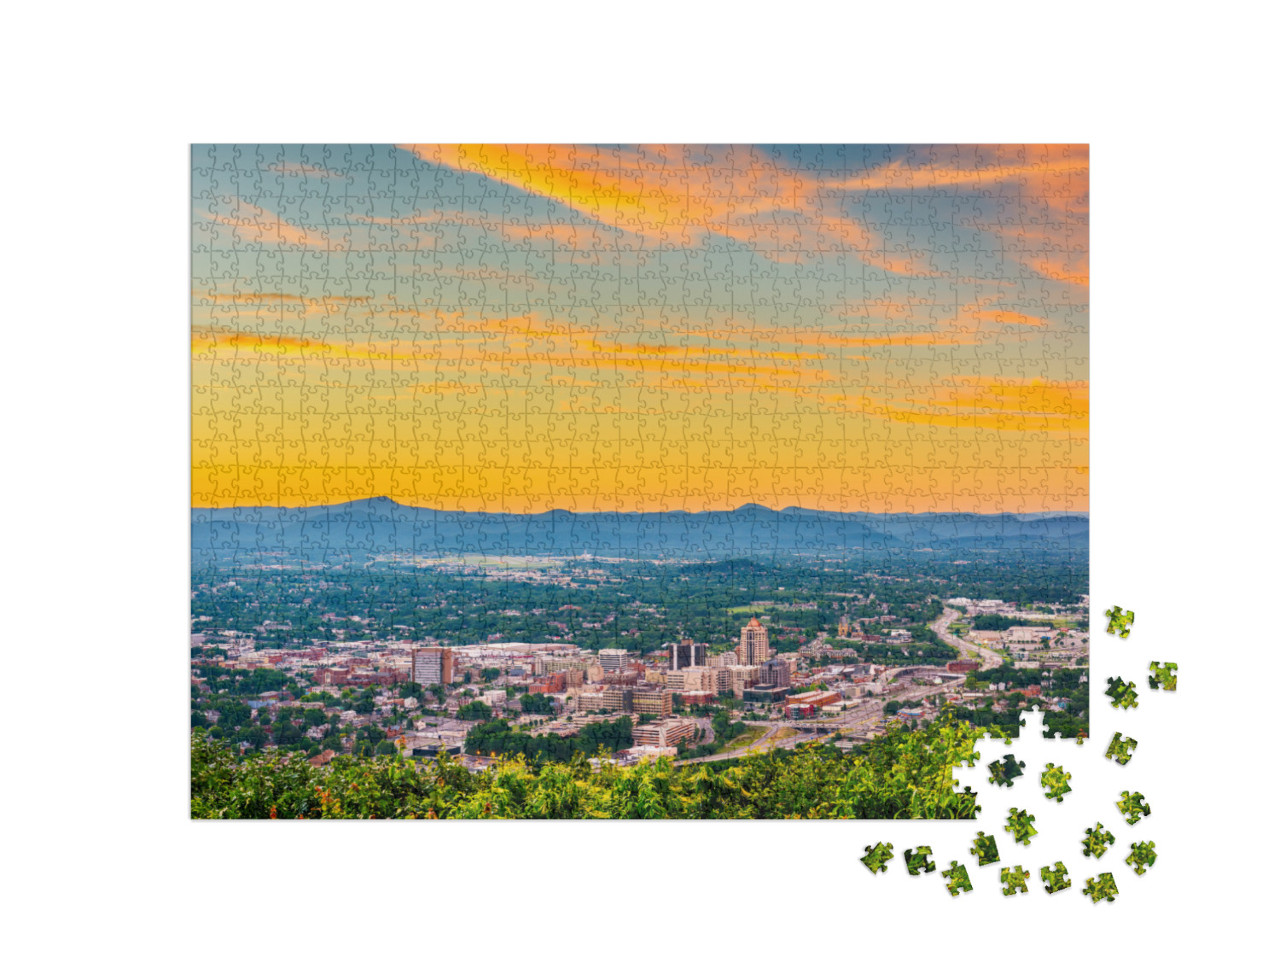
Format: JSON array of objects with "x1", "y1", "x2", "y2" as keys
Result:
[{"x1": 191, "y1": 713, "x2": 996, "y2": 819}]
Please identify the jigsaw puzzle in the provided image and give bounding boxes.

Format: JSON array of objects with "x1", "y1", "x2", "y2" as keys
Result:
[
  {"x1": 989, "y1": 754, "x2": 1027, "y2": 787},
  {"x1": 1105, "y1": 676, "x2": 1140, "y2": 710},
  {"x1": 1148, "y1": 662, "x2": 1178, "y2": 691},
  {"x1": 941, "y1": 861, "x2": 974, "y2": 897},
  {"x1": 1005, "y1": 808, "x2": 1039, "y2": 846},
  {"x1": 1116, "y1": 791, "x2": 1151, "y2": 826},
  {"x1": 970, "y1": 831, "x2": 1001, "y2": 866},
  {"x1": 1040, "y1": 862, "x2": 1071, "y2": 894},
  {"x1": 1125, "y1": 841, "x2": 1157, "y2": 875},
  {"x1": 188, "y1": 145, "x2": 1089, "y2": 821},
  {"x1": 1104, "y1": 606, "x2": 1134, "y2": 637},
  {"x1": 1040, "y1": 762, "x2": 1072, "y2": 802},
  {"x1": 1083, "y1": 872, "x2": 1119, "y2": 903},
  {"x1": 1105, "y1": 732, "x2": 1138, "y2": 765},
  {"x1": 1082, "y1": 823, "x2": 1115, "y2": 858},
  {"x1": 862, "y1": 843, "x2": 894, "y2": 874},
  {"x1": 904, "y1": 847, "x2": 936, "y2": 876},
  {"x1": 1000, "y1": 865, "x2": 1030, "y2": 896}
]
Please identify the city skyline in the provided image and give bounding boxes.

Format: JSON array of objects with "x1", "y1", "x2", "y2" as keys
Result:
[{"x1": 193, "y1": 144, "x2": 1088, "y2": 514}]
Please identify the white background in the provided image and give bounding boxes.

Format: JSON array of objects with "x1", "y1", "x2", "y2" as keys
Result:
[{"x1": 5, "y1": 1, "x2": 1276, "y2": 959}]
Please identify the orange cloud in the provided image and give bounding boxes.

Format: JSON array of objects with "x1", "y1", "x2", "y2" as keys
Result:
[{"x1": 398, "y1": 144, "x2": 942, "y2": 277}]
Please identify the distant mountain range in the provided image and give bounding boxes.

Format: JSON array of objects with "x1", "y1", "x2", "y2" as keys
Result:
[{"x1": 191, "y1": 498, "x2": 1088, "y2": 561}]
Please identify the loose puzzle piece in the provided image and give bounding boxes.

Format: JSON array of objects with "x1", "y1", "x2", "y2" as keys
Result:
[
  {"x1": 1005, "y1": 807, "x2": 1038, "y2": 846},
  {"x1": 1083, "y1": 872, "x2": 1119, "y2": 903},
  {"x1": 861, "y1": 842, "x2": 893, "y2": 874},
  {"x1": 1105, "y1": 606, "x2": 1134, "y2": 637},
  {"x1": 1105, "y1": 732, "x2": 1138, "y2": 765},
  {"x1": 1125, "y1": 841, "x2": 1157, "y2": 875},
  {"x1": 904, "y1": 847, "x2": 936, "y2": 876},
  {"x1": 1148, "y1": 661, "x2": 1178, "y2": 691},
  {"x1": 1105, "y1": 676, "x2": 1139, "y2": 709},
  {"x1": 941, "y1": 861, "x2": 973, "y2": 897},
  {"x1": 1082, "y1": 822, "x2": 1115, "y2": 858},
  {"x1": 1041, "y1": 762, "x2": 1072, "y2": 802},
  {"x1": 1117, "y1": 790, "x2": 1151, "y2": 825},
  {"x1": 970, "y1": 831, "x2": 1000, "y2": 867},
  {"x1": 1000, "y1": 865, "x2": 1030, "y2": 896},
  {"x1": 988, "y1": 753, "x2": 1026, "y2": 787},
  {"x1": 1040, "y1": 861, "x2": 1071, "y2": 894}
]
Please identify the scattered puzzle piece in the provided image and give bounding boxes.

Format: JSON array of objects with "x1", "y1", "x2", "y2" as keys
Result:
[
  {"x1": 1040, "y1": 861, "x2": 1071, "y2": 894},
  {"x1": 1105, "y1": 676, "x2": 1139, "y2": 709},
  {"x1": 1105, "y1": 732, "x2": 1138, "y2": 765},
  {"x1": 1082, "y1": 822, "x2": 1115, "y2": 858},
  {"x1": 1117, "y1": 790, "x2": 1151, "y2": 825},
  {"x1": 1005, "y1": 808, "x2": 1038, "y2": 846},
  {"x1": 1083, "y1": 872, "x2": 1119, "y2": 903},
  {"x1": 1105, "y1": 606, "x2": 1134, "y2": 637},
  {"x1": 1041, "y1": 762, "x2": 1072, "y2": 802},
  {"x1": 861, "y1": 842, "x2": 893, "y2": 874},
  {"x1": 1125, "y1": 841, "x2": 1157, "y2": 875},
  {"x1": 1148, "y1": 661, "x2": 1178, "y2": 691},
  {"x1": 941, "y1": 861, "x2": 973, "y2": 897},
  {"x1": 1000, "y1": 865, "x2": 1030, "y2": 896},
  {"x1": 970, "y1": 831, "x2": 1000, "y2": 867},
  {"x1": 988, "y1": 753, "x2": 1026, "y2": 787},
  {"x1": 904, "y1": 847, "x2": 936, "y2": 876}
]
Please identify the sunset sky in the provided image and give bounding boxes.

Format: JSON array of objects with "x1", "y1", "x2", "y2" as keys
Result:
[{"x1": 192, "y1": 144, "x2": 1087, "y2": 513}]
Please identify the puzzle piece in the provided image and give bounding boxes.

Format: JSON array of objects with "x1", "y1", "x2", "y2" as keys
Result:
[
  {"x1": 1041, "y1": 762, "x2": 1072, "y2": 802},
  {"x1": 1040, "y1": 861, "x2": 1071, "y2": 894},
  {"x1": 1104, "y1": 606, "x2": 1134, "y2": 637},
  {"x1": 904, "y1": 847, "x2": 936, "y2": 876},
  {"x1": 1117, "y1": 790, "x2": 1151, "y2": 825},
  {"x1": 988, "y1": 753, "x2": 1026, "y2": 787},
  {"x1": 1005, "y1": 807, "x2": 1038, "y2": 846},
  {"x1": 1105, "y1": 676, "x2": 1139, "y2": 710},
  {"x1": 861, "y1": 842, "x2": 893, "y2": 874},
  {"x1": 970, "y1": 831, "x2": 1001, "y2": 867},
  {"x1": 941, "y1": 861, "x2": 973, "y2": 897},
  {"x1": 1082, "y1": 822, "x2": 1115, "y2": 858},
  {"x1": 1148, "y1": 661, "x2": 1178, "y2": 691},
  {"x1": 1083, "y1": 872, "x2": 1119, "y2": 903},
  {"x1": 1125, "y1": 841, "x2": 1157, "y2": 875},
  {"x1": 1000, "y1": 865, "x2": 1030, "y2": 896},
  {"x1": 1105, "y1": 732, "x2": 1138, "y2": 765}
]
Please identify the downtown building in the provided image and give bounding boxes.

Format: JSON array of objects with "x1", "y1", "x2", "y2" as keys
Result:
[
  {"x1": 736, "y1": 618, "x2": 770, "y2": 666},
  {"x1": 411, "y1": 647, "x2": 454, "y2": 685},
  {"x1": 669, "y1": 639, "x2": 708, "y2": 670},
  {"x1": 598, "y1": 649, "x2": 631, "y2": 674}
]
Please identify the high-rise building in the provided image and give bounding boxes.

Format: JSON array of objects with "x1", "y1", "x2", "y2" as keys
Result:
[
  {"x1": 737, "y1": 618, "x2": 770, "y2": 666},
  {"x1": 669, "y1": 639, "x2": 708, "y2": 670},
  {"x1": 599, "y1": 649, "x2": 630, "y2": 674},
  {"x1": 759, "y1": 658, "x2": 792, "y2": 689},
  {"x1": 411, "y1": 647, "x2": 454, "y2": 685}
]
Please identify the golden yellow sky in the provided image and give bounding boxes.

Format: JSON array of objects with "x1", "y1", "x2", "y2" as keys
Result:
[{"x1": 192, "y1": 144, "x2": 1088, "y2": 513}]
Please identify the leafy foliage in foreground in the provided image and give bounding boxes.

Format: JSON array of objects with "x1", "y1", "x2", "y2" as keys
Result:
[{"x1": 191, "y1": 713, "x2": 993, "y2": 819}]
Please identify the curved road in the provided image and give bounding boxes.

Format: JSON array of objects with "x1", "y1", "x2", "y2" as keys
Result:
[{"x1": 931, "y1": 606, "x2": 1003, "y2": 671}]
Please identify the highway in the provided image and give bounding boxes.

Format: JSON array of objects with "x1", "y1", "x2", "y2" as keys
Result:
[{"x1": 930, "y1": 606, "x2": 1003, "y2": 671}]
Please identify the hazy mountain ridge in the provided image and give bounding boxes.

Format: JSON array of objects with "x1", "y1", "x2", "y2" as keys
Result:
[{"x1": 192, "y1": 498, "x2": 1088, "y2": 560}]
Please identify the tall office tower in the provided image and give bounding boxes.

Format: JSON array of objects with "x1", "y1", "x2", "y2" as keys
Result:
[
  {"x1": 736, "y1": 618, "x2": 770, "y2": 665},
  {"x1": 411, "y1": 647, "x2": 454, "y2": 685},
  {"x1": 669, "y1": 639, "x2": 708, "y2": 670}
]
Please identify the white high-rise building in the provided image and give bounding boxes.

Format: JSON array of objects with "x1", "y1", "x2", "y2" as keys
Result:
[{"x1": 599, "y1": 649, "x2": 630, "y2": 673}]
